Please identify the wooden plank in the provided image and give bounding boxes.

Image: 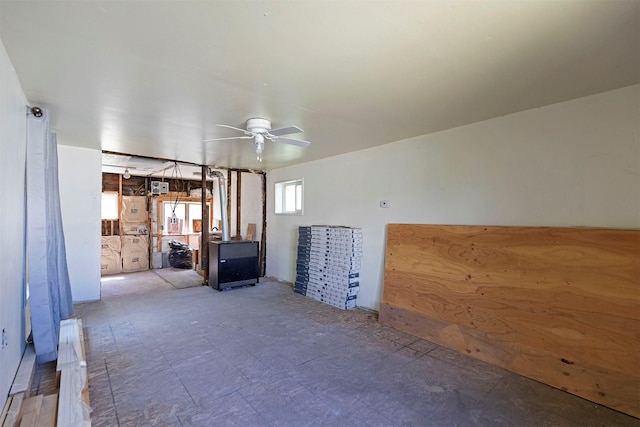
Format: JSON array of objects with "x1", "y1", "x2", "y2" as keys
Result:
[
  {"x1": 77, "y1": 319, "x2": 87, "y2": 362},
  {"x1": 77, "y1": 320, "x2": 90, "y2": 406},
  {"x1": 3, "y1": 392, "x2": 23, "y2": 427},
  {"x1": 57, "y1": 363, "x2": 88, "y2": 427},
  {"x1": 57, "y1": 319, "x2": 82, "y2": 371},
  {"x1": 246, "y1": 223, "x2": 256, "y2": 241},
  {"x1": 260, "y1": 172, "x2": 267, "y2": 277},
  {"x1": 118, "y1": 174, "x2": 123, "y2": 236},
  {"x1": 226, "y1": 170, "x2": 232, "y2": 236},
  {"x1": 57, "y1": 316, "x2": 90, "y2": 427},
  {"x1": 19, "y1": 394, "x2": 43, "y2": 427},
  {"x1": 38, "y1": 394, "x2": 58, "y2": 427},
  {"x1": 380, "y1": 224, "x2": 640, "y2": 418},
  {"x1": 236, "y1": 171, "x2": 242, "y2": 238},
  {"x1": 9, "y1": 344, "x2": 36, "y2": 397},
  {"x1": 201, "y1": 165, "x2": 209, "y2": 284},
  {"x1": 57, "y1": 368, "x2": 73, "y2": 427},
  {"x1": 0, "y1": 396, "x2": 12, "y2": 426}
]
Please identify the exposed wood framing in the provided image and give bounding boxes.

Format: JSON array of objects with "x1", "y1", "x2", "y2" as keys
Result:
[
  {"x1": 101, "y1": 150, "x2": 268, "y2": 275},
  {"x1": 201, "y1": 165, "x2": 209, "y2": 284},
  {"x1": 226, "y1": 170, "x2": 232, "y2": 236},
  {"x1": 236, "y1": 171, "x2": 242, "y2": 238},
  {"x1": 118, "y1": 174, "x2": 123, "y2": 236},
  {"x1": 102, "y1": 149, "x2": 202, "y2": 167},
  {"x1": 260, "y1": 173, "x2": 267, "y2": 276}
]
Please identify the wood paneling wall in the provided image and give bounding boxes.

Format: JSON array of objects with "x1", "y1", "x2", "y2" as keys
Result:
[{"x1": 380, "y1": 224, "x2": 640, "y2": 417}]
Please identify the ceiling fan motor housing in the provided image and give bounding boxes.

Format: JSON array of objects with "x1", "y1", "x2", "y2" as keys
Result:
[{"x1": 247, "y1": 118, "x2": 271, "y2": 134}]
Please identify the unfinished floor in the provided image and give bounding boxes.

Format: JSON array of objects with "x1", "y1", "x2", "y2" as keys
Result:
[{"x1": 68, "y1": 270, "x2": 638, "y2": 426}]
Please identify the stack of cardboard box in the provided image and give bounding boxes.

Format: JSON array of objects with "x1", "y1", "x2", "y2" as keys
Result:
[
  {"x1": 295, "y1": 226, "x2": 362, "y2": 310},
  {"x1": 120, "y1": 196, "x2": 149, "y2": 272},
  {"x1": 121, "y1": 235, "x2": 149, "y2": 272},
  {"x1": 121, "y1": 196, "x2": 148, "y2": 235},
  {"x1": 100, "y1": 236, "x2": 122, "y2": 275}
]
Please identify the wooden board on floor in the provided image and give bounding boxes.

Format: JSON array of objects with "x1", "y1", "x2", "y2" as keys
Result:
[
  {"x1": 380, "y1": 224, "x2": 640, "y2": 418},
  {"x1": 19, "y1": 394, "x2": 43, "y2": 427},
  {"x1": 2, "y1": 392, "x2": 23, "y2": 427},
  {"x1": 9, "y1": 345, "x2": 36, "y2": 398},
  {"x1": 57, "y1": 365, "x2": 87, "y2": 427},
  {"x1": 38, "y1": 394, "x2": 58, "y2": 427},
  {"x1": 57, "y1": 319, "x2": 82, "y2": 371},
  {"x1": 57, "y1": 317, "x2": 90, "y2": 427},
  {"x1": 77, "y1": 320, "x2": 90, "y2": 406},
  {"x1": 0, "y1": 396, "x2": 12, "y2": 426}
]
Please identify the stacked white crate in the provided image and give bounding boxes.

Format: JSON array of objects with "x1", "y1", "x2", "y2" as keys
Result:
[
  {"x1": 294, "y1": 226, "x2": 312, "y2": 296},
  {"x1": 295, "y1": 226, "x2": 362, "y2": 310}
]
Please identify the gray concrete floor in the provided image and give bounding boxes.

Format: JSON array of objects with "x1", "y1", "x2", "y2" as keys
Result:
[{"x1": 69, "y1": 270, "x2": 639, "y2": 426}]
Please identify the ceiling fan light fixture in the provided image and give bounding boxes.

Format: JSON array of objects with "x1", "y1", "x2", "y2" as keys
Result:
[
  {"x1": 206, "y1": 118, "x2": 310, "y2": 163},
  {"x1": 255, "y1": 134, "x2": 265, "y2": 162}
]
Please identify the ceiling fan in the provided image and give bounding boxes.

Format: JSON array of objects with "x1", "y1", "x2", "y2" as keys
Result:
[{"x1": 204, "y1": 118, "x2": 311, "y2": 162}]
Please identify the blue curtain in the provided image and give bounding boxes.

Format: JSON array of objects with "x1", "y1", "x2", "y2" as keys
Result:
[{"x1": 26, "y1": 107, "x2": 73, "y2": 363}]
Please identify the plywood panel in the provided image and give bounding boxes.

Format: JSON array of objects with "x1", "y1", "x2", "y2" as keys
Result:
[{"x1": 380, "y1": 224, "x2": 640, "y2": 417}]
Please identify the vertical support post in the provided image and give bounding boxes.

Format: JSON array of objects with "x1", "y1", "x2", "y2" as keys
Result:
[
  {"x1": 118, "y1": 174, "x2": 123, "y2": 236},
  {"x1": 260, "y1": 172, "x2": 267, "y2": 277},
  {"x1": 226, "y1": 169, "x2": 232, "y2": 238},
  {"x1": 236, "y1": 171, "x2": 242, "y2": 239},
  {"x1": 201, "y1": 165, "x2": 208, "y2": 285},
  {"x1": 145, "y1": 177, "x2": 151, "y2": 263}
]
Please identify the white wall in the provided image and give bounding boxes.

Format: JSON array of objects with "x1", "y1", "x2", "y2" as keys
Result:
[
  {"x1": 0, "y1": 40, "x2": 27, "y2": 412},
  {"x1": 58, "y1": 145, "x2": 102, "y2": 302},
  {"x1": 267, "y1": 85, "x2": 640, "y2": 311},
  {"x1": 240, "y1": 172, "x2": 264, "y2": 242},
  {"x1": 222, "y1": 170, "x2": 264, "y2": 242}
]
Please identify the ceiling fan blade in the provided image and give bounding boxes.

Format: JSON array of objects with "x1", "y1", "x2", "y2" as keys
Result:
[
  {"x1": 269, "y1": 126, "x2": 303, "y2": 137},
  {"x1": 275, "y1": 136, "x2": 311, "y2": 147},
  {"x1": 216, "y1": 124, "x2": 252, "y2": 135},
  {"x1": 203, "y1": 136, "x2": 253, "y2": 142}
]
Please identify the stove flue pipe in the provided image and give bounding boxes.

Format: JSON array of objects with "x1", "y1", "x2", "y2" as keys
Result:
[{"x1": 207, "y1": 168, "x2": 230, "y2": 242}]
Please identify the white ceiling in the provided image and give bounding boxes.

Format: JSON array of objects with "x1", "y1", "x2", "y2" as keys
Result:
[{"x1": 1, "y1": 1, "x2": 638, "y2": 171}]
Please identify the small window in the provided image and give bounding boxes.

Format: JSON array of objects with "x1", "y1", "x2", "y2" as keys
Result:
[
  {"x1": 162, "y1": 201, "x2": 211, "y2": 234},
  {"x1": 275, "y1": 179, "x2": 303, "y2": 215},
  {"x1": 101, "y1": 192, "x2": 119, "y2": 220}
]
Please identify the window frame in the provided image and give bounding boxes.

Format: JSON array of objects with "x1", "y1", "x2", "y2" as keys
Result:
[
  {"x1": 101, "y1": 191, "x2": 119, "y2": 220},
  {"x1": 275, "y1": 178, "x2": 304, "y2": 215},
  {"x1": 161, "y1": 200, "x2": 212, "y2": 234}
]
